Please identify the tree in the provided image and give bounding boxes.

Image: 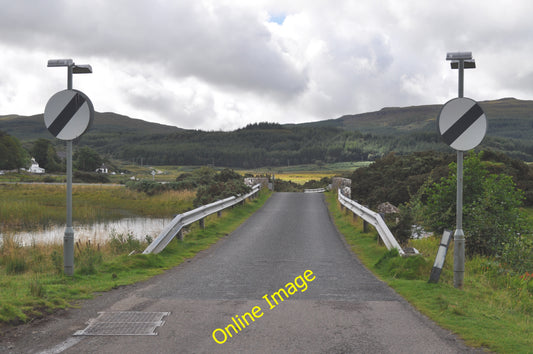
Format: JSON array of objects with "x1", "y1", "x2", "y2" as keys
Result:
[
  {"x1": 74, "y1": 146, "x2": 102, "y2": 172},
  {"x1": 0, "y1": 130, "x2": 28, "y2": 170},
  {"x1": 421, "y1": 152, "x2": 528, "y2": 257},
  {"x1": 31, "y1": 139, "x2": 62, "y2": 172}
]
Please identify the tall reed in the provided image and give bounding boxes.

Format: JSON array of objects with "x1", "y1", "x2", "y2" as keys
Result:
[{"x1": 0, "y1": 184, "x2": 195, "y2": 233}]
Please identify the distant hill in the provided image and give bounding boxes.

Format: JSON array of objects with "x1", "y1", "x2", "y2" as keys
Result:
[
  {"x1": 2, "y1": 98, "x2": 533, "y2": 166},
  {"x1": 0, "y1": 112, "x2": 182, "y2": 142},
  {"x1": 299, "y1": 98, "x2": 533, "y2": 140}
]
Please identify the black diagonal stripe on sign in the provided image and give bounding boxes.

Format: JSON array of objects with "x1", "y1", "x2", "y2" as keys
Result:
[
  {"x1": 48, "y1": 93, "x2": 86, "y2": 137},
  {"x1": 441, "y1": 103, "x2": 483, "y2": 146}
]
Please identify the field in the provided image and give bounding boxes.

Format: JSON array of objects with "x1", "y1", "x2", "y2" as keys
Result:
[
  {"x1": 0, "y1": 161, "x2": 368, "y2": 188},
  {"x1": 239, "y1": 161, "x2": 370, "y2": 185}
]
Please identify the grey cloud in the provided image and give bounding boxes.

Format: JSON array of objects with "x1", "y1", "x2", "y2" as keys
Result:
[
  {"x1": 125, "y1": 81, "x2": 216, "y2": 129},
  {"x1": 0, "y1": 1, "x2": 308, "y2": 100}
]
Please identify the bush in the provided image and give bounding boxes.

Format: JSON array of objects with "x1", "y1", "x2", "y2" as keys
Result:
[
  {"x1": 4, "y1": 253, "x2": 28, "y2": 275},
  {"x1": 215, "y1": 168, "x2": 242, "y2": 182},
  {"x1": 274, "y1": 179, "x2": 302, "y2": 192},
  {"x1": 125, "y1": 180, "x2": 168, "y2": 195},
  {"x1": 109, "y1": 230, "x2": 142, "y2": 255},
  {"x1": 374, "y1": 249, "x2": 430, "y2": 280},
  {"x1": 75, "y1": 240, "x2": 103, "y2": 275},
  {"x1": 501, "y1": 234, "x2": 533, "y2": 274},
  {"x1": 50, "y1": 250, "x2": 63, "y2": 275},
  {"x1": 194, "y1": 180, "x2": 251, "y2": 207},
  {"x1": 29, "y1": 278, "x2": 45, "y2": 298},
  {"x1": 421, "y1": 152, "x2": 530, "y2": 261},
  {"x1": 302, "y1": 178, "x2": 330, "y2": 190},
  {"x1": 73, "y1": 171, "x2": 110, "y2": 184},
  {"x1": 386, "y1": 205, "x2": 414, "y2": 246}
]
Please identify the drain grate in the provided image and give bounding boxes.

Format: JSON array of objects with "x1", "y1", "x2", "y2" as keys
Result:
[{"x1": 74, "y1": 311, "x2": 170, "y2": 336}]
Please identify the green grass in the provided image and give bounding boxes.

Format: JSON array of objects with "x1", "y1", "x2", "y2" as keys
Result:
[
  {"x1": 0, "y1": 184, "x2": 195, "y2": 232},
  {"x1": 326, "y1": 192, "x2": 532, "y2": 353},
  {"x1": 0, "y1": 190, "x2": 271, "y2": 329}
]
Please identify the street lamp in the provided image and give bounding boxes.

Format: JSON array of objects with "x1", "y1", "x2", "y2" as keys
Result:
[
  {"x1": 446, "y1": 52, "x2": 475, "y2": 98},
  {"x1": 446, "y1": 51, "x2": 475, "y2": 289},
  {"x1": 47, "y1": 58, "x2": 92, "y2": 276},
  {"x1": 47, "y1": 59, "x2": 92, "y2": 89}
]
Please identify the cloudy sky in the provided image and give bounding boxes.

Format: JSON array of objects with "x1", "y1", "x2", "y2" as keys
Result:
[{"x1": 0, "y1": 0, "x2": 532, "y2": 131}]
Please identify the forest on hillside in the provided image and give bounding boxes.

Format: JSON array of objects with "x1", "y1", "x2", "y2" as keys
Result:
[
  {"x1": 4, "y1": 97, "x2": 533, "y2": 168},
  {"x1": 77, "y1": 122, "x2": 533, "y2": 167},
  {"x1": 4, "y1": 121, "x2": 533, "y2": 170}
]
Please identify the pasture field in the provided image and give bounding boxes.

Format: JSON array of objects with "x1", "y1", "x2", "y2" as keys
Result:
[
  {"x1": 0, "y1": 160, "x2": 370, "y2": 186},
  {"x1": 239, "y1": 161, "x2": 371, "y2": 185}
]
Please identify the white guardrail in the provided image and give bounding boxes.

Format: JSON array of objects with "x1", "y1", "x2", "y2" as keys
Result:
[
  {"x1": 143, "y1": 184, "x2": 262, "y2": 254},
  {"x1": 304, "y1": 188, "x2": 326, "y2": 193},
  {"x1": 337, "y1": 189, "x2": 405, "y2": 256}
]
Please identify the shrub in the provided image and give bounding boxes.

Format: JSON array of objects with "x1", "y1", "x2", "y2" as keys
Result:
[
  {"x1": 50, "y1": 250, "x2": 63, "y2": 275},
  {"x1": 109, "y1": 230, "x2": 142, "y2": 255},
  {"x1": 302, "y1": 178, "x2": 330, "y2": 190},
  {"x1": 73, "y1": 171, "x2": 110, "y2": 184},
  {"x1": 215, "y1": 168, "x2": 242, "y2": 182},
  {"x1": 29, "y1": 278, "x2": 45, "y2": 298},
  {"x1": 374, "y1": 249, "x2": 430, "y2": 280},
  {"x1": 421, "y1": 152, "x2": 530, "y2": 259},
  {"x1": 4, "y1": 253, "x2": 28, "y2": 275},
  {"x1": 194, "y1": 180, "x2": 251, "y2": 207},
  {"x1": 75, "y1": 240, "x2": 103, "y2": 275},
  {"x1": 386, "y1": 204, "x2": 414, "y2": 246},
  {"x1": 501, "y1": 234, "x2": 533, "y2": 274},
  {"x1": 274, "y1": 179, "x2": 302, "y2": 192},
  {"x1": 125, "y1": 180, "x2": 166, "y2": 195}
]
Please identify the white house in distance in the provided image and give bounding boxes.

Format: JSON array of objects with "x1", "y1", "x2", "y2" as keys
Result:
[{"x1": 28, "y1": 158, "x2": 45, "y2": 174}]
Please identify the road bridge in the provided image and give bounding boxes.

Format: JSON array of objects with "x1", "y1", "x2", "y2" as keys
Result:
[{"x1": 3, "y1": 193, "x2": 479, "y2": 353}]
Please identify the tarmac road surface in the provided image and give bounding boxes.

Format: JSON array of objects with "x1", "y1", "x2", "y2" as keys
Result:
[{"x1": 1, "y1": 193, "x2": 482, "y2": 353}]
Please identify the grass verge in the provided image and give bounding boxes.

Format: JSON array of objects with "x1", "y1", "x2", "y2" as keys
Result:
[
  {"x1": 326, "y1": 191, "x2": 532, "y2": 353},
  {"x1": 0, "y1": 190, "x2": 271, "y2": 330}
]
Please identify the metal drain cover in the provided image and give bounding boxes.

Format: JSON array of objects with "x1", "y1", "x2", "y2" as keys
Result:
[{"x1": 74, "y1": 311, "x2": 170, "y2": 336}]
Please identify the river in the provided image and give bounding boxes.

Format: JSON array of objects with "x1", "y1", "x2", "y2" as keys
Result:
[{"x1": 1, "y1": 217, "x2": 172, "y2": 246}]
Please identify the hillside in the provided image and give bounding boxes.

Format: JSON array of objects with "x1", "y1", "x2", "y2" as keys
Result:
[
  {"x1": 0, "y1": 112, "x2": 182, "y2": 142},
  {"x1": 2, "y1": 98, "x2": 533, "y2": 166},
  {"x1": 301, "y1": 98, "x2": 533, "y2": 139}
]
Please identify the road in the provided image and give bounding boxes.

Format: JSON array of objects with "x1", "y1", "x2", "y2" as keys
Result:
[{"x1": 1, "y1": 193, "x2": 479, "y2": 353}]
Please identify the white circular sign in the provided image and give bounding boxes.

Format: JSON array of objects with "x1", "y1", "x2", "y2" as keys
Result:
[
  {"x1": 437, "y1": 97, "x2": 487, "y2": 151},
  {"x1": 44, "y1": 89, "x2": 94, "y2": 141}
]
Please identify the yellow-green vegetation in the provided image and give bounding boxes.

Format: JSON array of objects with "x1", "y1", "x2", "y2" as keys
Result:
[
  {"x1": 326, "y1": 192, "x2": 532, "y2": 353},
  {"x1": 0, "y1": 184, "x2": 195, "y2": 232},
  {"x1": 238, "y1": 161, "x2": 372, "y2": 177},
  {"x1": 273, "y1": 172, "x2": 335, "y2": 185},
  {"x1": 239, "y1": 161, "x2": 371, "y2": 185},
  {"x1": 0, "y1": 190, "x2": 271, "y2": 327}
]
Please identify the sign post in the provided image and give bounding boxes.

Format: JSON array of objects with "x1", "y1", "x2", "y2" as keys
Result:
[
  {"x1": 440, "y1": 52, "x2": 485, "y2": 289},
  {"x1": 46, "y1": 59, "x2": 93, "y2": 276},
  {"x1": 428, "y1": 230, "x2": 453, "y2": 283}
]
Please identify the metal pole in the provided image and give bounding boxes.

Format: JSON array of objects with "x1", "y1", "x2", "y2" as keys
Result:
[
  {"x1": 458, "y1": 59, "x2": 464, "y2": 98},
  {"x1": 454, "y1": 59, "x2": 465, "y2": 288},
  {"x1": 64, "y1": 65, "x2": 74, "y2": 276}
]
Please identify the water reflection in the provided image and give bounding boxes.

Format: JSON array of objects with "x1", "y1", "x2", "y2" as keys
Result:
[{"x1": 2, "y1": 218, "x2": 172, "y2": 246}]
